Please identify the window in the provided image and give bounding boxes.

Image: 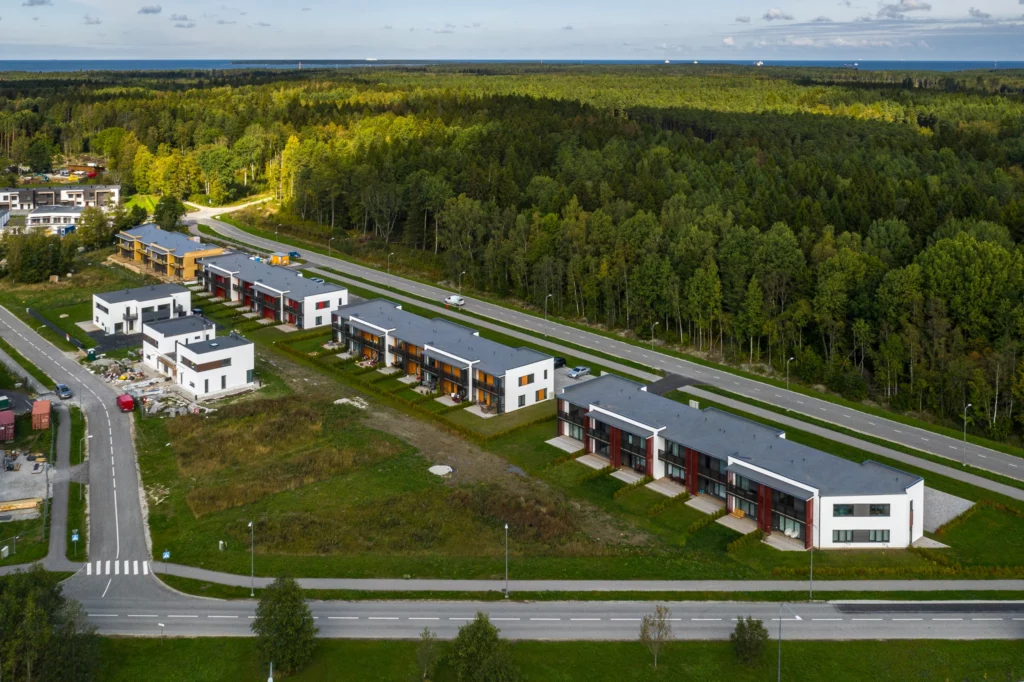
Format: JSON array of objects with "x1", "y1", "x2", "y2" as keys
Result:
[
  {"x1": 535, "y1": 388, "x2": 547, "y2": 401},
  {"x1": 544, "y1": 369, "x2": 548, "y2": 379},
  {"x1": 868, "y1": 529, "x2": 890, "y2": 543},
  {"x1": 870, "y1": 504, "x2": 890, "y2": 517},
  {"x1": 204, "y1": 379, "x2": 209, "y2": 394},
  {"x1": 315, "y1": 316, "x2": 322, "y2": 326},
  {"x1": 96, "y1": 303, "x2": 108, "y2": 314},
  {"x1": 518, "y1": 395, "x2": 526, "y2": 408},
  {"x1": 316, "y1": 301, "x2": 329, "y2": 310},
  {"x1": 833, "y1": 530, "x2": 854, "y2": 543},
  {"x1": 246, "y1": 369, "x2": 254, "y2": 383},
  {"x1": 519, "y1": 374, "x2": 535, "y2": 387},
  {"x1": 142, "y1": 306, "x2": 155, "y2": 313},
  {"x1": 833, "y1": 504, "x2": 854, "y2": 517},
  {"x1": 221, "y1": 375, "x2": 227, "y2": 390}
]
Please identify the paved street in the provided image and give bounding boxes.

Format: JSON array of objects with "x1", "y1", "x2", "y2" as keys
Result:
[{"x1": 187, "y1": 206, "x2": 1024, "y2": 483}]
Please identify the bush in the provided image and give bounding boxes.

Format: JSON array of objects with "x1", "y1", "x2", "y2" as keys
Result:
[
  {"x1": 612, "y1": 475, "x2": 654, "y2": 498},
  {"x1": 726, "y1": 529, "x2": 765, "y2": 553},
  {"x1": 448, "y1": 613, "x2": 520, "y2": 682},
  {"x1": 647, "y1": 491, "x2": 690, "y2": 516},
  {"x1": 731, "y1": 616, "x2": 769, "y2": 665},
  {"x1": 685, "y1": 508, "x2": 727, "y2": 535}
]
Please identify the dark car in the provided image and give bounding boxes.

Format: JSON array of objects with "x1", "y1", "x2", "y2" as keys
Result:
[
  {"x1": 553, "y1": 357, "x2": 566, "y2": 369},
  {"x1": 55, "y1": 384, "x2": 73, "y2": 400},
  {"x1": 288, "y1": 251, "x2": 301, "y2": 259}
]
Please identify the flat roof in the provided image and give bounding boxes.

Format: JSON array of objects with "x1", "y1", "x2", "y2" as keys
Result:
[
  {"x1": 29, "y1": 205, "x2": 84, "y2": 215},
  {"x1": 334, "y1": 298, "x2": 550, "y2": 376},
  {"x1": 121, "y1": 224, "x2": 219, "y2": 255},
  {"x1": 143, "y1": 315, "x2": 214, "y2": 337},
  {"x1": 95, "y1": 283, "x2": 190, "y2": 305},
  {"x1": 180, "y1": 334, "x2": 252, "y2": 355},
  {"x1": 560, "y1": 374, "x2": 921, "y2": 497},
  {"x1": 199, "y1": 253, "x2": 343, "y2": 300}
]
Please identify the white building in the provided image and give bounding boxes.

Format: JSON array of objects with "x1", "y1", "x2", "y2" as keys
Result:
[
  {"x1": 332, "y1": 299, "x2": 554, "y2": 414},
  {"x1": 197, "y1": 253, "x2": 346, "y2": 330},
  {"x1": 141, "y1": 316, "x2": 216, "y2": 374},
  {"x1": 0, "y1": 184, "x2": 120, "y2": 212},
  {"x1": 558, "y1": 374, "x2": 924, "y2": 549},
  {"x1": 25, "y1": 206, "x2": 84, "y2": 236},
  {"x1": 175, "y1": 334, "x2": 255, "y2": 399},
  {"x1": 92, "y1": 283, "x2": 192, "y2": 336}
]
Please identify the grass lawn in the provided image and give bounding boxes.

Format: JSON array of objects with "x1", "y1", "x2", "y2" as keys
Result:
[
  {"x1": 941, "y1": 505, "x2": 1024, "y2": 566},
  {"x1": 124, "y1": 193, "x2": 158, "y2": 214},
  {"x1": 444, "y1": 398, "x2": 555, "y2": 437},
  {"x1": 67, "y1": 482, "x2": 87, "y2": 561},
  {"x1": 0, "y1": 515, "x2": 48, "y2": 568},
  {"x1": 95, "y1": 637, "x2": 1024, "y2": 682},
  {"x1": 0, "y1": 337, "x2": 52, "y2": 386}
]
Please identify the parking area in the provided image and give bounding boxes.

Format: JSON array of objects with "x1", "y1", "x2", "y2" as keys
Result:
[{"x1": 554, "y1": 366, "x2": 597, "y2": 393}]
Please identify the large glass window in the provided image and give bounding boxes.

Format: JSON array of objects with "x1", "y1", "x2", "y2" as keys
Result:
[
  {"x1": 870, "y1": 504, "x2": 891, "y2": 517},
  {"x1": 773, "y1": 513, "x2": 804, "y2": 540},
  {"x1": 833, "y1": 504, "x2": 854, "y2": 517},
  {"x1": 665, "y1": 463, "x2": 684, "y2": 481},
  {"x1": 734, "y1": 497, "x2": 756, "y2": 517},
  {"x1": 868, "y1": 529, "x2": 890, "y2": 543},
  {"x1": 833, "y1": 530, "x2": 854, "y2": 542}
]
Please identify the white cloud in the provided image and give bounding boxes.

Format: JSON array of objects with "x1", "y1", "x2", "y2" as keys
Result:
[
  {"x1": 255, "y1": 21, "x2": 271, "y2": 27},
  {"x1": 562, "y1": 24, "x2": 573, "y2": 30},
  {"x1": 811, "y1": 16, "x2": 834, "y2": 22},
  {"x1": 736, "y1": 16, "x2": 751, "y2": 23},
  {"x1": 137, "y1": 5, "x2": 162, "y2": 14},
  {"x1": 877, "y1": 0, "x2": 931, "y2": 19},
  {"x1": 763, "y1": 8, "x2": 795, "y2": 21},
  {"x1": 169, "y1": 13, "x2": 192, "y2": 21},
  {"x1": 383, "y1": 24, "x2": 392, "y2": 29},
  {"x1": 722, "y1": 36, "x2": 735, "y2": 45},
  {"x1": 22, "y1": 0, "x2": 52, "y2": 6},
  {"x1": 968, "y1": 7, "x2": 991, "y2": 18},
  {"x1": 216, "y1": 19, "x2": 235, "y2": 24},
  {"x1": 84, "y1": 14, "x2": 101, "y2": 25},
  {"x1": 173, "y1": 21, "x2": 195, "y2": 28}
]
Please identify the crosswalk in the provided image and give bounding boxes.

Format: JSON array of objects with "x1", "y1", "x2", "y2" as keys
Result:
[{"x1": 86, "y1": 559, "x2": 150, "y2": 576}]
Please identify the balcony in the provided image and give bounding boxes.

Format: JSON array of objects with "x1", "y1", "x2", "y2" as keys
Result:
[
  {"x1": 557, "y1": 410, "x2": 586, "y2": 427},
  {"x1": 727, "y1": 483, "x2": 759, "y2": 503},
  {"x1": 123, "y1": 312, "x2": 138, "y2": 322},
  {"x1": 658, "y1": 449, "x2": 685, "y2": 467}
]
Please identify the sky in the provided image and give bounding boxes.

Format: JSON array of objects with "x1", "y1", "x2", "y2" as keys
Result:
[{"x1": 0, "y1": 0, "x2": 1022, "y2": 60}]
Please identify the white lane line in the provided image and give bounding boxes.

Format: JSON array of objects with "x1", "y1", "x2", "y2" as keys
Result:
[
  {"x1": 124, "y1": 560, "x2": 129, "y2": 575},
  {"x1": 932, "y1": 618, "x2": 962, "y2": 621},
  {"x1": 168, "y1": 615, "x2": 199, "y2": 618},
  {"x1": 530, "y1": 618, "x2": 560, "y2": 621},
  {"x1": 692, "y1": 618, "x2": 722, "y2": 621},
  {"x1": 868, "y1": 421, "x2": 877, "y2": 426},
  {"x1": 1009, "y1": 463, "x2": 1018, "y2": 468},
  {"x1": 949, "y1": 445, "x2": 959, "y2": 450},
  {"x1": 89, "y1": 613, "x2": 118, "y2": 617},
  {"x1": 105, "y1": 560, "x2": 111, "y2": 575},
  {"x1": 972, "y1": 618, "x2": 1003, "y2": 621},
  {"x1": 774, "y1": 394, "x2": 782, "y2": 398},
  {"x1": 114, "y1": 561, "x2": 119, "y2": 575},
  {"x1": 113, "y1": 488, "x2": 120, "y2": 559},
  {"x1": 796, "y1": 400, "x2": 804, "y2": 404},
  {"x1": 133, "y1": 560, "x2": 138, "y2": 575},
  {"x1": 1012, "y1": 618, "x2": 1024, "y2": 621},
  {"x1": 842, "y1": 414, "x2": 852, "y2": 419},
  {"x1": 110, "y1": 456, "x2": 114, "y2": 465},
  {"x1": 208, "y1": 615, "x2": 238, "y2": 619},
  {"x1": 143, "y1": 561, "x2": 149, "y2": 575},
  {"x1": 820, "y1": 408, "x2": 827, "y2": 412},
  {"x1": 408, "y1": 617, "x2": 439, "y2": 621},
  {"x1": 101, "y1": 579, "x2": 112, "y2": 599},
  {"x1": 448, "y1": 617, "x2": 474, "y2": 621},
  {"x1": 96, "y1": 560, "x2": 101, "y2": 574},
  {"x1": 978, "y1": 454, "x2": 987, "y2": 459},
  {"x1": 491, "y1": 618, "x2": 520, "y2": 621},
  {"x1": 892, "y1": 618, "x2": 922, "y2": 621},
  {"x1": 328, "y1": 616, "x2": 359, "y2": 620},
  {"x1": 921, "y1": 437, "x2": 929, "y2": 442},
  {"x1": 87, "y1": 562, "x2": 92, "y2": 576},
  {"x1": 112, "y1": 477, "x2": 116, "y2": 489},
  {"x1": 570, "y1": 618, "x2": 600, "y2": 622},
  {"x1": 851, "y1": 618, "x2": 882, "y2": 621},
  {"x1": 811, "y1": 618, "x2": 842, "y2": 621},
  {"x1": 369, "y1": 617, "x2": 399, "y2": 620}
]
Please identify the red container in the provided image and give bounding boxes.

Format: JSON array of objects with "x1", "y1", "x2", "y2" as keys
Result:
[
  {"x1": 116, "y1": 394, "x2": 135, "y2": 412},
  {"x1": 0, "y1": 410, "x2": 14, "y2": 442},
  {"x1": 31, "y1": 400, "x2": 51, "y2": 430}
]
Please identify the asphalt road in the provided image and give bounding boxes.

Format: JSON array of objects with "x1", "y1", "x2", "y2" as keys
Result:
[
  {"x1": 79, "y1": 596, "x2": 1024, "y2": 640},
  {"x1": 188, "y1": 207, "x2": 1024, "y2": 483}
]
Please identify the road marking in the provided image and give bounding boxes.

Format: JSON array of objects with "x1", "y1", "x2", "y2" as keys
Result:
[
  {"x1": 105, "y1": 560, "x2": 111, "y2": 575},
  {"x1": 133, "y1": 560, "x2": 138, "y2": 575},
  {"x1": 775, "y1": 394, "x2": 782, "y2": 398},
  {"x1": 448, "y1": 617, "x2": 474, "y2": 621},
  {"x1": 87, "y1": 562, "x2": 92, "y2": 576},
  {"x1": 408, "y1": 617, "x2": 439, "y2": 621},
  {"x1": 892, "y1": 618, "x2": 922, "y2": 621},
  {"x1": 842, "y1": 414, "x2": 852, "y2": 419},
  {"x1": 491, "y1": 618, "x2": 520, "y2": 621},
  {"x1": 932, "y1": 618, "x2": 962, "y2": 621},
  {"x1": 369, "y1": 617, "x2": 399, "y2": 620},
  {"x1": 868, "y1": 421, "x2": 876, "y2": 426},
  {"x1": 921, "y1": 437, "x2": 929, "y2": 442},
  {"x1": 691, "y1": 618, "x2": 722, "y2": 621},
  {"x1": 978, "y1": 454, "x2": 987, "y2": 459},
  {"x1": 208, "y1": 615, "x2": 238, "y2": 619},
  {"x1": 328, "y1": 616, "x2": 358, "y2": 620},
  {"x1": 949, "y1": 445, "x2": 959, "y2": 450},
  {"x1": 168, "y1": 615, "x2": 198, "y2": 618},
  {"x1": 1009, "y1": 463, "x2": 1019, "y2": 468},
  {"x1": 610, "y1": 618, "x2": 641, "y2": 621},
  {"x1": 101, "y1": 579, "x2": 112, "y2": 599},
  {"x1": 114, "y1": 561, "x2": 119, "y2": 575},
  {"x1": 143, "y1": 561, "x2": 149, "y2": 575},
  {"x1": 530, "y1": 618, "x2": 560, "y2": 621},
  {"x1": 820, "y1": 408, "x2": 826, "y2": 412},
  {"x1": 851, "y1": 618, "x2": 882, "y2": 621},
  {"x1": 570, "y1": 618, "x2": 600, "y2": 621},
  {"x1": 113, "y1": 488, "x2": 120, "y2": 559},
  {"x1": 972, "y1": 618, "x2": 1003, "y2": 621},
  {"x1": 112, "y1": 477, "x2": 116, "y2": 489},
  {"x1": 796, "y1": 400, "x2": 804, "y2": 405}
]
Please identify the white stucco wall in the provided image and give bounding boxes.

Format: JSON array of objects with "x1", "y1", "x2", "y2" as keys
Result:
[
  {"x1": 176, "y1": 342, "x2": 255, "y2": 398},
  {"x1": 503, "y1": 357, "x2": 555, "y2": 413}
]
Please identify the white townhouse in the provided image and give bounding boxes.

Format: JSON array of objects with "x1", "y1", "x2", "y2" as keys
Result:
[
  {"x1": 332, "y1": 298, "x2": 554, "y2": 414},
  {"x1": 175, "y1": 333, "x2": 255, "y2": 399},
  {"x1": 197, "y1": 253, "x2": 347, "y2": 330},
  {"x1": 557, "y1": 374, "x2": 924, "y2": 549},
  {"x1": 26, "y1": 206, "x2": 84, "y2": 236},
  {"x1": 92, "y1": 284, "x2": 192, "y2": 336},
  {"x1": 0, "y1": 184, "x2": 120, "y2": 212},
  {"x1": 141, "y1": 316, "x2": 216, "y2": 374}
]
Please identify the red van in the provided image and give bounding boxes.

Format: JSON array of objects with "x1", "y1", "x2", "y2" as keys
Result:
[{"x1": 116, "y1": 394, "x2": 135, "y2": 412}]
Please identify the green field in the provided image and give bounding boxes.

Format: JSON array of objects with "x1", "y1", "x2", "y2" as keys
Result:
[
  {"x1": 124, "y1": 193, "x2": 158, "y2": 214},
  {"x1": 94, "y1": 638, "x2": 1024, "y2": 682}
]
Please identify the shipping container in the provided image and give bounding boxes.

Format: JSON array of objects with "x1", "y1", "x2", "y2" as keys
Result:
[
  {"x1": 31, "y1": 400, "x2": 51, "y2": 430},
  {"x1": 0, "y1": 410, "x2": 13, "y2": 442}
]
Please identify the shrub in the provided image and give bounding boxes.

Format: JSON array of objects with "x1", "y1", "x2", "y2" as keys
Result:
[
  {"x1": 726, "y1": 529, "x2": 765, "y2": 553},
  {"x1": 613, "y1": 476, "x2": 654, "y2": 499},
  {"x1": 448, "y1": 613, "x2": 520, "y2": 682},
  {"x1": 731, "y1": 616, "x2": 769, "y2": 665},
  {"x1": 647, "y1": 492, "x2": 690, "y2": 516},
  {"x1": 685, "y1": 508, "x2": 727, "y2": 535}
]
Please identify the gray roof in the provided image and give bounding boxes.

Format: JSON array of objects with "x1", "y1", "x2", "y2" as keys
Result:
[
  {"x1": 726, "y1": 462, "x2": 814, "y2": 501},
  {"x1": 95, "y1": 283, "x2": 190, "y2": 305},
  {"x1": 333, "y1": 298, "x2": 551, "y2": 376},
  {"x1": 143, "y1": 315, "x2": 214, "y2": 337},
  {"x1": 0, "y1": 184, "x2": 119, "y2": 193},
  {"x1": 29, "y1": 205, "x2": 84, "y2": 215},
  {"x1": 121, "y1": 224, "x2": 217, "y2": 255},
  {"x1": 560, "y1": 374, "x2": 921, "y2": 497},
  {"x1": 199, "y1": 253, "x2": 343, "y2": 301},
  {"x1": 181, "y1": 334, "x2": 252, "y2": 355}
]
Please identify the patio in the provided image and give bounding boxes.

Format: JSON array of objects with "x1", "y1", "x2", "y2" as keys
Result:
[
  {"x1": 465, "y1": 404, "x2": 497, "y2": 419},
  {"x1": 685, "y1": 494, "x2": 726, "y2": 515},
  {"x1": 275, "y1": 324, "x2": 299, "y2": 333},
  {"x1": 611, "y1": 468, "x2": 645, "y2": 485},
  {"x1": 545, "y1": 435, "x2": 584, "y2": 454},
  {"x1": 397, "y1": 374, "x2": 419, "y2": 385},
  {"x1": 576, "y1": 453, "x2": 610, "y2": 470},
  {"x1": 376, "y1": 366, "x2": 400, "y2": 376},
  {"x1": 716, "y1": 511, "x2": 758, "y2": 535},
  {"x1": 763, "y1": 532, "x2": 807, "y2": 552},
  {"x1": 435, "y1": 395, "x2": 460, "y2": 407},
  {"x1": 646, "y1": 478, "x2": 686, "y2": 498}
]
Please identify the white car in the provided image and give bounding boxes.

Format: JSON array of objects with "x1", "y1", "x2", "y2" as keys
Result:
[{"x1": 444, "y1": 295, "x2": 465, "y2": 307}]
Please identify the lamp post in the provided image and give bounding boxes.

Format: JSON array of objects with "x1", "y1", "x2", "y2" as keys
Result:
[
  {"x1": 387, "y1": 252, "x2": 395, "y2": 275},
  {"x1": 248, "y1": 520, "x2": 255, "y2": 597},
  {"x1": 504, "y1": 522, "x2": 509, "y2": 598},
  {"x1": 158, "y1": 623, "x2": 165, "y2": 639},
  {"x1": 328, "y1": 236, "x2": 335, "y2": 256},
  {"x1": 651, "y1": 321, "x2": 659, "y2": 351},
  {"x1": 458, "y1": 271, "x2": 466, "y2": 295},
  {"x1": 79, "y1": 435, "x2": 93, "y2": 500},
  {"x1": 963, "y1": 403, "x2": 972, "y2": 465},
  {"x1": 776, "y1": 602, "x2": 800, "y2": 682},
  {"x1": 544, "y1": 293, "x2": 553, "y2": 321},
  {"x1": 809, "y1": 512, "x2": 820, "y2": 601},
  {"x1": 786, "y1": 356, "x2": 795, "y2": 390},
  {"x1": 275, "y1": 224, "x2": 280, "y2": 240}
]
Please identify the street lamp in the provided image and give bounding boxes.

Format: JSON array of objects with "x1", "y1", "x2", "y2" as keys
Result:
[
  {"x1": 248, "y1": 520, "x2": 255, "y2": 597},
  {"x1": 963, "y1": 403, "x2": 972, "y2": 465},
  {"x1": 387, "y1": 252, "x2": 395, "y2": 275},
  {"x1": 809, "y1": 512, "x2": 820, "y2": 601},
  {"x1": 158, "y1": 623, "x2": 165, "y2": 638},
  {"x1": 544, "y1": 293, "x2": 553, "y2": 321},
  {"x1": 458, "y1": 271, "x2": 466, "y2": 295},
  {"x1": 786, "y1": 357, "x2": 795, "y2": 391},
  {"x1": 776, "y1": 602, "x2": 800, "y2": 682},
  {"x1": 328, "y1": 236, "x2": 335, "y2": 256},
  {"x1": 79, "y1": 435, "x2": 93, "y2": 500},
  {"x1": 504, "y1": 522, "x2": 509, "y2": 599},
  {"x1": 275, "y1": 224, "x2": 280, "y2": 240},
  {"x1": 651, "y1": 321, "x2": 659, "y2": 351}
]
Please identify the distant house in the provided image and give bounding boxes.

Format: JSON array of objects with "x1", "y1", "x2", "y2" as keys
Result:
[
  {"x1": 0, "y1": 184, "x2": 120, "y2": 212},
  {"x1": 197, "y1": 253, "x2": 347, "y2": 330},
  {"x1": 25, "y1": 206, "x2": 84, "y2": 236},
  {"x1": 117, "y1": 224, "x2": 225, "y2": 281},
  {"x1": 141, "y1": 316, "x2": 216, "y2": 374},
  {"x1": 92, "y1": 283, "x2": 191, "y2": 335}
]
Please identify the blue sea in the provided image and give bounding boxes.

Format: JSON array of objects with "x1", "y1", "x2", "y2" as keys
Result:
[{"x1": 0, "y1": 59, "x2": 1020, "y2": 73}]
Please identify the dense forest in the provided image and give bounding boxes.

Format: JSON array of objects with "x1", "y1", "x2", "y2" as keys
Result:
[{"x1": 3, "y1": 64, "x2": 1024, "y2": 440}]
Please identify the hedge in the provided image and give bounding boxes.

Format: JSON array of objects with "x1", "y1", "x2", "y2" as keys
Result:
[
  {"x1": 612, "y1": 476, "x2": 654, "y2": 499},
  {"x1": 685, "y1": 508, "x2": 727, "y2": 535},
  {"x1": 727, "y1": 529, "x2": 765, "y2": 554},
  {"x1": 647, "y1": 491, "x2": 691, "y2": 517}
]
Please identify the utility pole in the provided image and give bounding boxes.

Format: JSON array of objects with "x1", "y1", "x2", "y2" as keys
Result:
[
  {"x1": 458, "y1": 271, "x2": 466, "y2": 295},
  {"x1": 544, "y1": 293, "x2": 553, "y2": 321},
  {"x1": 504, "y1": 522, "x2": 509, "y2": 599},
  {"x1": 248, "y1": 520, "x2": 255, "y2": 597},
  {"x1": 776, "y1": 603, "x2": 800, "y2": 682},
  {"x1": 387, "y1": 252, "x2": 395, "y2": 275},
  {"x1": 651, "y1": 321, "x2": 659, "y2": 351},
  {"x1": 328, "y1": 236, "x2": 335, "y2": 256}
]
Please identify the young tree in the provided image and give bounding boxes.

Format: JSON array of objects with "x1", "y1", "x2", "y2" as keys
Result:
[
  {"x1": 730, "y1": 616, "x2": 769, "y2": 665},
  {"x1": 448, "y1": 612, "x2": 520, "y2": 682},
  {"x1": 27, "y1": 137, "x2": 54, "y2": 173},
  {"x1": 76, "y1": 206, "x2": 113, "y2": 250},
  {"x1": 416, "y1": 627, "x2": 439, "y2": 681},
  {"x1": 638, "y1": 604, "x2": 673, "y2": 669},
  {"x1": 154, "y1": 194, "x2": 186, "y2": 231},
  {"x1": 250, "y1": 576, "x2": 318, "y2": 675}
]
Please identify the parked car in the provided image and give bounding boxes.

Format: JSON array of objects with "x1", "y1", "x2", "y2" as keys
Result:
[
  {"x1": 288, "y1": 251, "x2": 301, "y2": 259},
  {"x1": 310, "y1": 277, "x2": 326, "y2": 284},
  {"x1": 567, "y1": 366, "x2": 591, "y2": 379},
  {"x1": 553, "y1": 357, "x2": 566, "y2": 369},
  {"x1": 55, "y1": 384, "x2": 73, "y2": 400},
  {"x1": 116, "y1": 394, "x2": 135, "y2": 412},
  {"x1": 444, "y1": 295, "x2": 465, "y2": 307}
]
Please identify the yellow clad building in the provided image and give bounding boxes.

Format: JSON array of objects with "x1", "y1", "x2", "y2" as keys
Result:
[{"x1": 117, "y1": 224, "x2": 225, "y2": 281}]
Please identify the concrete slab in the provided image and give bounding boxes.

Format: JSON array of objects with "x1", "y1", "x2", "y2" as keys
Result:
[
  {"x1": 275, "y1": 324, "x2": 299, "y2": 333},
  {"x1": 435, "y1": 395, "x2": 458, "y2": 407},
  {"x1": 242, "y1": 312, "x2": 259, "y2": 319},
  {"x1": 576, "y1": 454, "x2": 610, "y2": 470},
  {"x1": 376, "y1": 366, "x2": 400, "y2": 375},
  {"x1": 398, "y1": 374, "x2": 418, "y2": 385},
  {"x1": 256, "y1": 318, "x2": 276, "y2": 325},
  {"x1": 546, "y1": 436, "x2": 584, "y2": 454},
  {"x1": 75, "y1": 320, "x2": 101, "y2": 333},
  {"x1": 554, "y1": 367, "x2": 597, "y2": 394},
  {"x1": 763, "y1": 533, "x2": 806, "y2": 552},
  {"x1": 646, "y1": 478, "x2": 686, "y2": 498},
  {"x1": 912, "y1": 536, "x2": 950, "y2": 549},
  {"x1": 923, "y1": 486, "x2": 975, "y2": 533},
  {"x1": 685, "y1": 494, "x2": 726, "y2": 515},
  {"x1": 716, "y1": 513, "x2": 757, "y2": 535},
  {"x1": 464, "y1": 404, "x2": 497, "y2": 419},
  {"x1": 611, "y1": 468, "x2": 644, "y2": 485}
]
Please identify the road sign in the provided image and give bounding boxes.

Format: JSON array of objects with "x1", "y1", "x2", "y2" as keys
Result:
[
  {"x1": 71, "y1": 533, "x2": 79, "y2": 543},
  {"x1": 162, "y1": 550, "x2": 170, "y2": 560}
]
